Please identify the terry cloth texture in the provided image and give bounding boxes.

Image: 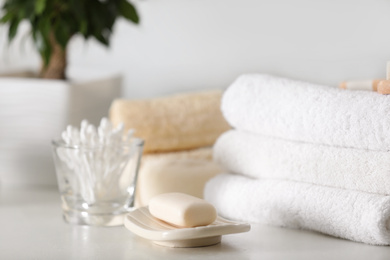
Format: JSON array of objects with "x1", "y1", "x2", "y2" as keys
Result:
[
  {"x1": 110, "y1": 90, "x2": 231, "y2": 153},
  {"x1": 222, "y1": 74, "x2": 390, "y2": 151},
  {"x1": 214, "y1": 130, "x2": 390, "y2": 195},
  {"x1": 204, "y1": 173, "x2": 390, "y2": 246}
]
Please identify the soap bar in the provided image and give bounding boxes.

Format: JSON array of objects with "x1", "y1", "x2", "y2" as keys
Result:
[
  {"x1": 149, "y1": 193, "x2": 217, "y2": 227},
  {"x1": 135, "y1": 147, "x2": 221, "y2": 207}
]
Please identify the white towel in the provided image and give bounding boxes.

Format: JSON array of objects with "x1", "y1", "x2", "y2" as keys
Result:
[
  {"x1": 204, "y1": 173, "x2": 390, "y2": 245},
  {"x1": 214, "y1": 130, "x2": 390, "y2": 195},
  {"x1": 222, "y1": 74, "x2": 390, "y2": 151}
]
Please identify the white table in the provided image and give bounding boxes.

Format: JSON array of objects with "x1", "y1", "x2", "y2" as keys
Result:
[{"x1": 1, "y1": 187, "x2": 390, "y2": 260}]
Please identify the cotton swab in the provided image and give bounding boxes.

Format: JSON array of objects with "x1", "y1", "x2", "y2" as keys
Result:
[
  {"x1": 377, "y1": 62, "x2": 390, "y2": 94},
  {"x1": 339, "y1": 80, "x2": 381, "y2": 91},
  {"x1": 56, "y1": 118, "x2": 136, "y2": 204}
]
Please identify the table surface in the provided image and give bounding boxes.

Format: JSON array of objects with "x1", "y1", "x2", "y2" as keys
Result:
[{"x1": 1, "y1": 187, "x2": 390, "y2": 260}]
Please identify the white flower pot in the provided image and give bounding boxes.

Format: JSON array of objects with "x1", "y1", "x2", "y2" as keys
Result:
[{"x1": 0, "y1": 69, "x2": 122, "y2": 187}]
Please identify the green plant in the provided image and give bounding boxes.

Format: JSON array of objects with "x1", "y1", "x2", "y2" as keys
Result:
[{"x1": 0, "y1": 0, "x2": 139, "y2": 79}]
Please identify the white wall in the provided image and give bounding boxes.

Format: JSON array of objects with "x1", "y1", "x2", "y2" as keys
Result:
[{"x1": 2, "y1": 0, "x2": 390, "y2": 98}]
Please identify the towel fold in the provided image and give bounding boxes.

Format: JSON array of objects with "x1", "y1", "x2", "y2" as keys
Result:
[
  {"x1": 110, "y1": 90, "x2": 230, "y2": 153},
  {"x1": 214, "y1": 130, "x2": 390, "y2": 195},
  {"x1": 222, "y1": 74, "x2": 390, "y2": 151},
  {"x1": 204, "y1": 173, "x2": 390, "y2": 245},
  {"x1": 135, "y1": 147, "x2": 221, "y2": 207}
]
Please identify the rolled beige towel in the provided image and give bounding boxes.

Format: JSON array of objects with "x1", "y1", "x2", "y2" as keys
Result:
[
  {"x1": 135, "y1": 147, "x2": 221, "y2": 207},
  {"x1": 109, "y1": 90, "x2": 230, "y2": 153}
]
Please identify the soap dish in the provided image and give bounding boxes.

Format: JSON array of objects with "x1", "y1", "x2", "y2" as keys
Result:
[{"x1": 124, "y1": 207, "x2": 251, "y2": 248}]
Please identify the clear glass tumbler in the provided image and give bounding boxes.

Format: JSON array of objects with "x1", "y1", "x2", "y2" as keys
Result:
[{"x1": 52, "y1": 138, "x2": 144, "y2": 226}]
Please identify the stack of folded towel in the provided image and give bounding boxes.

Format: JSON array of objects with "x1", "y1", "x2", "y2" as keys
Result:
[
  {"x1": 204, "y1": 74, "x2": 390, "y2": 245},
  {"x1": 110, "y1": 90, "x2": 230, "y2": 207}
]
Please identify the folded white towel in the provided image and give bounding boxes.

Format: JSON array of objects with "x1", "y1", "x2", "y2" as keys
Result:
[
  {"x1": 204, "y1": 173, "x2": 390, "y2": 245},
  {"x1": 222, "y1": 74, "x2": 390, "y2": 151},
  {"x1": 214, "y1": 130, "x2": 390, "y2": 195}
]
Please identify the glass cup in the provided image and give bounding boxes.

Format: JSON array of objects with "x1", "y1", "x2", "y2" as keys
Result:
[{"x1": 52, "y1": 138, "x2": 144, "y2": 226}]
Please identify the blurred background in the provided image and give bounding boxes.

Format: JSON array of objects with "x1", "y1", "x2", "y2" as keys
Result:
[
  {"x1": 2, "y1": 0, "x2": 390, "y2": 98},
  {"x1": 2, "y1": 0, "x2": 390, "y2": 187}
]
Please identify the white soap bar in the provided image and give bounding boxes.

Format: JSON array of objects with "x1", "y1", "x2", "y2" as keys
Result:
[{"x1": 149, "y1": 193, "x2": 217, "y2": 227}]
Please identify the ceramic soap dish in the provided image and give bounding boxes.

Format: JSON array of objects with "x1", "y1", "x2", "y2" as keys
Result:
[{"x1": 124, "y1": 207, "x2": 251, "y2": 248}]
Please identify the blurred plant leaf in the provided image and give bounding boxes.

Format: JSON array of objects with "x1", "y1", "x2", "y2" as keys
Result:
[
  {"x1": 94, "y1": 31, "x2": 109, "y2": 46},
  {"x1": 0, "y1": 0, "x2": 140, "y2": 72},
  {"x1": 54, "y1": 21, "x2": 71, "y2": 48},
  {"x1": 8, "y1": 17, "x2": 21, "y2": 42},
  {"x1": 80, "y1": 20, "x2": 87, "y2": 37},
  {"x1": 119, "y1": 0, "x2": 139, "y2": 24},
  {"x1": 35, "y1": 0, "x2": 47, "y2": 15},
  {"x1": 0, "y1": 12, "x2": 13, "y2": 23},
  {"x1": 40, "y1": 39, "x2": 52, "y2": 65}
]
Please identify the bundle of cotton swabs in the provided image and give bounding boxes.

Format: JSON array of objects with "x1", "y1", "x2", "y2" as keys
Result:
[{"x1": 56, "y1": 117, "x2": 135, "y2": 204}]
